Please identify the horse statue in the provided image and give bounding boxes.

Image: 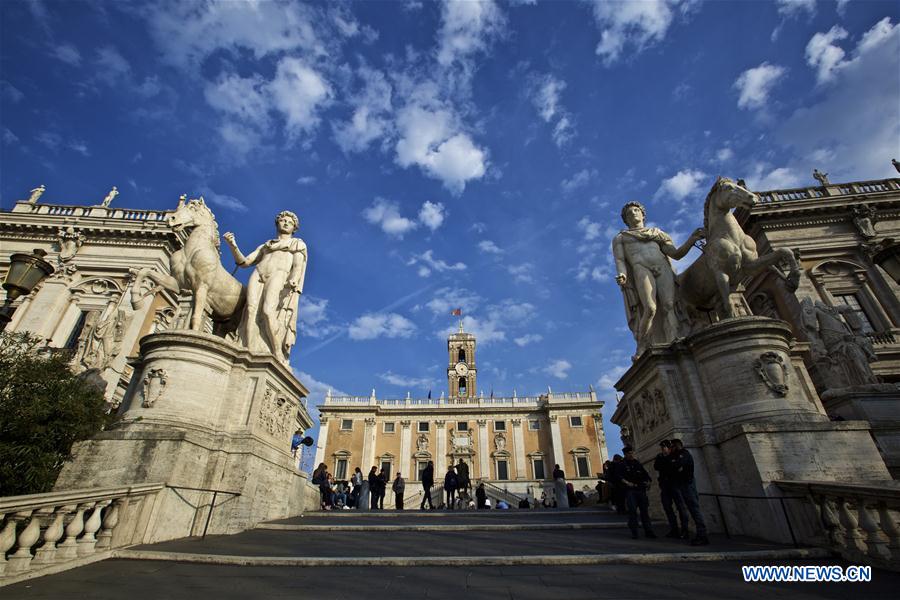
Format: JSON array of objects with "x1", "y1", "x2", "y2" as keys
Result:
[
  {"x1": 133, "y1": 196, "x2": 245, "y2": 332},
  {"x1": 677, "y1": 177, "x2": 800, "y2": 318}
]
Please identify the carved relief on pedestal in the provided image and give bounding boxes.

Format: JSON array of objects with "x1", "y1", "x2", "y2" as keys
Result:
[
  {"x1": 633, "y1": 388, "x2": 670, "y2": 435},
  {"x1": 141, "y1": 368, "x2": 168, "y2": 408},
  {"x1": 256, "y1": 388, "x2": 293, "y2": 438},
  {"x1": 754, "y1": 352, "x2": 789, "y2": 397}
]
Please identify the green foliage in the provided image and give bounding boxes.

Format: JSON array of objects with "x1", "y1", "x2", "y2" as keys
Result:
[{"x1": 0, "y1": 331, "x2": 113, "y2": 496}]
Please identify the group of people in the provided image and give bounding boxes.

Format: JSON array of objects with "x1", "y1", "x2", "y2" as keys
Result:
[
  {"x1": 418, "y1": 459, "x2": 485, "y2": 510},
  {"x1": 599, "y1": 439, "x2": 708, "y2": 545}
]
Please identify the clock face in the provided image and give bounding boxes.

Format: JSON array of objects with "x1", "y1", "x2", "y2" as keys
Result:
[{"x1": 454, "y1": 362, "x2": 468, "y2": 376}]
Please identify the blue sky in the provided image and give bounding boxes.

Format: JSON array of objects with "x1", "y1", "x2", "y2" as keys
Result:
[{"x1": 2, "y1": 0, "x2": 899, "y2": 456}]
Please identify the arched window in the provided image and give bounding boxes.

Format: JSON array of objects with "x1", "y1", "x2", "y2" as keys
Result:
[
  {"x1": 458, "y1": 377, "x2": 467, "y2": 396},
  {"x1": 458, "y1": 348, "x2": 466, "y2": 363}
]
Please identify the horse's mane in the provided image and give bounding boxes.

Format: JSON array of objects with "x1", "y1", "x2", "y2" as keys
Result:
[
  {"x1": 186, "y1": 199, "x2": 221, "y2": 250},
  {"x1": 702, "y1": 177, "x2": 734, "y2": 231}
]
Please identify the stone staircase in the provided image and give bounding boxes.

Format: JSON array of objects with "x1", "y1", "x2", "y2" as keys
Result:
[{"x1": 7, "y1": 506, "x2": 898, "y2": 599}]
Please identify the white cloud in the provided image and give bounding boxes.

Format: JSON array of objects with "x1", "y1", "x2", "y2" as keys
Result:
[
  {"x1": 561, "y1": 168, "x2": 597, "y2": 193},
  {"x1": 716, "y1": 148, "x2": 734, "y2": 163},
  {"x1": 653, "y1": 169, "x2": 707, "y2": 202},
  {"x1": 348, "y1": 312, "x2": 417, "y2": 340},
  {"x1": 408, "y1": 250, "x2": 466, "y2": 277},
  {"x1": 362, "y1": 197, "x2": 418, "y2": 238},
  {"x1": 514, "y1": 333, "x2": 543, "y2": 347},
  {"x1": 543, "y1": 359, "x2": 572, "y2": 380},
  {"x1": 418, "y1": 201, "x2": 446, "y2": 231},
  {"x1": 269, "y1": 57, "x2": 331, "y2": 137},
  {"x1": 577, "y1": 216, "x2": 602, "y2": 241},
  {"x1": 378, "y1": 371, "x2": 434, "y2": 388},
  {"x1": 805, "y1": 25, "x2": 849, "y2": 84},
  {"x1": 778, "y1": 17, "x2": 900, "y2": 181},
  {"x1": 744, "y1": 164, "x2": 803, "y2": 191},
  {"x1": 0, "y1": 81, "x2": 23, "y2": 103},
  {"x1": 333, "y1": 66, "x2": 393, "y2": 153},
  {"x1": 204, "y1": 73, "x2": 270, "y2": 127},
  {"x1": 298, "y1": 296, "x2": 340, "y2": 338},
  {"x1": 296, "y1": 175, "x2": 316, "y2": 185},
  {"x1": 2, "y1": 128, "x2": 19, "y2": 145},
  {"x1": 596, "y1": 364, "x2": 629, "y2": 391},
  {"x1": 52, "y1": 43, "x2": 82, "y2": 66},
  {"x1": 529, "y1": 73, "x2": 574, "y2": 146},
  {"x1": 197, "y1": 186, "x2": 248, "y2": 212},
  {"x1": 590, "y1": 0, "x2": 695, "y2": 65},
  {"x1": 68, "y1": 140, "x2": 90, "y2": 156},
  {"x1": 775, "y1": 0, "x2": 816, "y2": 17},
  {"x1": 95, "y1": 46, "x2": 130, "y2": 85},
  {"x1": 436, "y1": 0, "x2": 506, "y2": 66},
  {"x1": 478, "y1": 240, "x2": 503, "y2": 254},
  {"x1": 734, "y1": 62, "x2": 787, "y2": 110},
  {"x1": 423, "y1": 288, "x2": 481, "y2": 316},
  {"x1": 435, "y1": 298, "x2": 535, "y2": 346},
  {"x1": 508, "y1": 263, "x2": 535, "y2": 284}
]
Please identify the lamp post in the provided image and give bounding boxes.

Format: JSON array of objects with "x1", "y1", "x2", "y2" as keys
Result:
[
  {"x1": 0, "y1": 248, "x2": 55, "y2": 331},
  {"x1": 871, "y1": 239, "x2": 900, "y2": 285}
]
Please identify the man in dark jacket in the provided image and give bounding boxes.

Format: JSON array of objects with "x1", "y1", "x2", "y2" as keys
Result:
[
  {"x1": 654, "y1": 440, "x2": 689, "y2": 538},
  {"x1": 475, "y1": 482, "x2": 487, "y2": 509},
  {"x1": 444, "y1": 466, "x2": 459, "y2": 509},
  {"x1": 456, "y1": 459, "x2": 470, "y2": 493},
  {"x1": 368, "y1": 466, "x2": 380, "y2": 510},
  {"x1": 392, "y1": 472, "x2": 405, "y2": 510},
  {"x1": 671, "y1": 439, "x2": 708, "y2": 545},
  {"x1": 420, "y1": 460, "x2": 435, "y2": 509},
  {"x1": 612, "y1": 446, "x2": 656, "y2": 539}
]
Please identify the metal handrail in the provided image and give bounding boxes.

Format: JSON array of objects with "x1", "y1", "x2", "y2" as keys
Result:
[
  {"x1": 166, "y1": 485, "x2": 241, "y2": 539},
  {"x1": 699, "y1": 492, "x2": 804, "y2": 548}
]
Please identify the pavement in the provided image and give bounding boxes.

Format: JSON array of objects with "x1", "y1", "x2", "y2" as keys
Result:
[{"x1": 5, "y1": 505, "x2": 897, "y2": 599}]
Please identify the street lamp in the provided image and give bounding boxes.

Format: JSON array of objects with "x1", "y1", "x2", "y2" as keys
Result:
[
  {"x1": 871, "y1": 238, "x2": 900, "y2": 284},
  {"x1": 1, "y1": 248, "x2": 55, "y2": 330}
]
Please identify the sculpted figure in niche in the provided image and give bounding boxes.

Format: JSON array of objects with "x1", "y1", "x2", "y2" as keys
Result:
[
  {"x1": 77, "y1": 302, "x2": 130, "y2": 371},
  {"x1": 494, "y1": 432, "x2": 506, "y2": 451},
  {"x1": 416, "y1": 433, "x2": 428, "y2": 452},
  {"x1": 612, "y1": 201, "x2": 704, "y2": 357},
  {"x1": 800, "y1": 297, "x2": 879, "y2": 389},
  {"x1": 224, "y1": 211, "x2": 307, "y2": 364}
]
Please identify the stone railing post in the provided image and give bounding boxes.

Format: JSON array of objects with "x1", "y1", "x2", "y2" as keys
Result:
[
  {"x1": 56, "y1": 503, "x2": 86, "y2": 562},
  {"x1": 878, "y1": 504, "x2": 900, "y2": 562},
  {"x1": 0, "y1": 513, "x2": 16, "y2": 575},
  {"x1": 858, "y1": 500, "x2": 891, "y2": 561},
  {"x1": 31, "y1": 507, "x2": 65, "y2": 566},
  {"x1": 838, "y1": 498, "x2": 867, "y2": 554},
  {"x1": 95, "y1": 499, "x2": 122, "y2": 550},
  {"x1": 77, "y1": 500, "x2": 107, "y2": 556},
  {"x1": 820, "y1": 496, "x2": 845, "y2": 548},
  {"x1": 6, "y1": 511, "x2": 41, "y2": 573}
]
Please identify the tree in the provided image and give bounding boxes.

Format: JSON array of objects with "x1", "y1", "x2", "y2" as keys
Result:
[{"x1": 0, "y1": 332, "x2": 112, "y2": 496}]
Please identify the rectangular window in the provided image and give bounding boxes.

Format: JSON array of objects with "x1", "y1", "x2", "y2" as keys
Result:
[
  {"x1": 457, "y1": 421, "x2": 469, "y2": 431},
  {"x1": 834, "y1": 294, "x2": 876, "y2": 333},
  {"x1": 569, "y1": 416, "x2": 583, "y2": 427},
  {"x1": 496, "y1": 460, "x2": 509, "y2": 480},
  {"x1": 64, "y1": 311, "x2": 89, "y2": 350},
  {"x1": 383, "y1": 422, "x2": 395, "y2": 433},
  {"x1": 528, "y1": 419, "x2": 540, "y2": 431},
  {"x1": 576, "y1": 456, "x2": 590, "y2": 478},
  {"x1": 532, "y1": 458, "x2": 546, "y2": 480},
  {"x1": 340, "y1": 419, "x2": 353, "y2": 431},
  {"x1": 335, "y1": 459, "x2": 348, "y2": 480},
  {"x1": 418, "y1": 421, "x2": 430, "y2": 432},
  {"x1": 380, "y1": 461, "x2": 392, "y2": 479},
  {"x1": 417, "y1": 461, "x2": 428, "y2": 481},
  {"x1": 494, "y1": 420, "x2": 506, "y2": 431}
]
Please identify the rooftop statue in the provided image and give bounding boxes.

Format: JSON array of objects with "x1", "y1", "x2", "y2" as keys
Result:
[
  {"x1": 134, "y1": 196, "x2": 245, "y2": 333},
  {"x1": 812, "y1": 169, "x2": 830, "y2": 186},
  {"x1": 101, "y1": 186, "x2": 119, "y2": 207},
  {"x1": 27, "y1": 184, "x2": 46, "y2": 204},
  {"x1": 224, "y1": 210, "x2": 307, "y2": 364},
  {"x1": 612, "y1": 201, "x2": 704, "y2": 358},
  {"x1": 677, "y1": 178, "x2": 801, "y2": 319}
]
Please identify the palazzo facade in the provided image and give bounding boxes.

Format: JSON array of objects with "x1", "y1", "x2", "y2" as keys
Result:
[{"x1": 315, "y1": 325, "x2": 608, "y2": 496}]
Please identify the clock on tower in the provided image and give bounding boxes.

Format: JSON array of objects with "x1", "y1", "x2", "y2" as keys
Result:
[{"x1": 447, "y1": 323, "x2": 476, "y2": 400}]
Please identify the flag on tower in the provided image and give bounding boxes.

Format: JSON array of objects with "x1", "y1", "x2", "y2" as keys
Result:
[{"x1": 450, "y1": 308, "x2": 462, "y2": 316}]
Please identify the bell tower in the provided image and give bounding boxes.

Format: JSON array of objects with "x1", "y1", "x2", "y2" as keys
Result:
[{"x1": 447, "y1": 323, "x2": 476, "y2": 400}]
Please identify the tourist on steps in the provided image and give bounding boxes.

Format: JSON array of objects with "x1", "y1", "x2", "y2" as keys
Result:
[
  {"x1": 392, "y1": 472, "x2": 405, "y2": 510},
  {"x1": 420, "y1": 460, "x2": 435, "y2": 509},
  {"x1": 476, "y1": 482, "x2": 487, "y2": 509},
  {"x1": 368, "y1": 466, "x2": 379, "y2": 510},
  {"x1": 444, "y1": 465, "x2": 459, "y2": 509},
  {"x1": 552, "y1": 464, "x2": 569, "y2": 509}
]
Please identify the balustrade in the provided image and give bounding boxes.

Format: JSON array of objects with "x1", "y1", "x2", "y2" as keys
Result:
[
  {"x1": 777, "y1": 480, "x2": 900, "y2": 571},
  {"x1": 0, "y1": 483, "x2": 163, "y2": 585}
]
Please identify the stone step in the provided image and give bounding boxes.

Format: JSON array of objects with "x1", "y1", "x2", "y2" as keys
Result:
[
  {"x1": 114, "y1": 547, "x2": 831, "y2": 567},
  {"x1": 257, "y1": 521, "x2": 628, "y2": 532},
  {"x1": 269, "y1": 510, "x2": 622, "y2": 527},
  {"x1": 281, "y1": 508, "x2": 615, "y2": 520}
]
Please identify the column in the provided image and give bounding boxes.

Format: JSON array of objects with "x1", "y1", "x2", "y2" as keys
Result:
[
  {"x1": 49, "y1": 290, "x2": 83, "y2": 346},
  {"x1": 592, "y1": 414, "x2": 608, "y2": 464},
  {"x1": 313, "y1": 417, "x2": 329, "y2": 469},
  {"x1": 549, "y1": 414, "x2": 564, "y2": 469},
  {"x1": 435, "y1": 420, "x2": 447, "y2": 475},
  {"x1": 15, "y1": 279, "x2": 73, "y2": 339},
  {"x1": 362, "y1": 417, "x2": 376, "y2": 469},
  {"x1": 400, "y1": 420, "x2": 412, "y2": 479},
  {"x1": 512, "y1": 418, "x2": 526, "y2": 479},
  {"x1": 477, "y1": 419, "x2": 489, "y2": 479}
]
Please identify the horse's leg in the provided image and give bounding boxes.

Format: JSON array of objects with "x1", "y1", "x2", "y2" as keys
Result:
[
  {"x1": 713, "y1": 270, "x2": 732, "y2": 318},
  {"x1": 191, "y1": 283, "x2": 209, "y2": 331},
  {"x1": 743, "y1": 249, "x2": 800, "y2": 291}
]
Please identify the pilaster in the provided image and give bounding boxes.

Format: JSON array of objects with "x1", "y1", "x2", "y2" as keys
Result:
[
  {"x1": 477, "y1": 419, "x2": 489, "y2": 479},
  {"x1": 435, "y1": 420, "x2": 447, "y2": 475},
  {"x1": 400, "y1": 420, "x2": 412, "y2": 479},
  {"x1": 549, "y1": 415, "x2": 564, "y2": 469},
  {"x1": 511, "y1": 418, "x2": 526, "y2": 479}
]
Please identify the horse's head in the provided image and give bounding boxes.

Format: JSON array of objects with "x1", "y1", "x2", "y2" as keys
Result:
[
  {"x1": 712, "y1": 177, "x2": 758, "y2": 211},
  {"x1": 168, "y1": 197, "x2": 214, "y2": 231}
]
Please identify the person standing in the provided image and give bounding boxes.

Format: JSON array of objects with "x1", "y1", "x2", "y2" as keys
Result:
[
  {"x1": 654, "y1": 440, "x2": 689, "y2": 538},
  {"x1": 392, "y1": 472, "x2": 405, "y2": 510},
  {"x1": 475, "y1": 482, "x2": 487, "y2": 509},
  {"x1": 444, "y1": 465, "x2": 459, "y2": 510},
  {"x1": 610, "y1": 454, "x2": 626, "y2": 514},
  {"x1": 456, "y1": 459, "x2": 470, "y2": 494},
  {"x1": 376, "y1": 468, "x2": 387, "y2": 510},
  {"x1": 350, "y1": 467, "x2": 363, "y2": 509},
  {"x1": 368, "y1": 466, "x2": 379, "y2": 510},
  {"x1": 671, "y1": 439, "x2": 709, "y2": 545},
  {"x1": 613, "y1": 446, "x2": 656, "y2": 539},
  {"x1": 420, "y1": 460, "x2": 435, "y2": 510},
  {"x1": 552, "y1": 464, "x2": 569, "y2": 509}
]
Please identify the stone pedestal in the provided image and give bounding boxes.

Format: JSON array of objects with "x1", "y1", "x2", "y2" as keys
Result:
[
  {"x1": 821, "y1": 388, "x2": 900, "y2": 478},
  {"x1": 612, "y1": 317, "x2": 891, "y2": 543},
  {"x1": 56, "y1": 331, "x2": 316, "y2": 543}
]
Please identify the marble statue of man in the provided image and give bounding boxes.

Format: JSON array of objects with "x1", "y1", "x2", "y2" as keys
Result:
[
  {"x1": 28, "y1": 184, "x2": 46, "y2": 204},
  {"x1": 223, "y1": 211, "x2": 307, "y2": 364},
  {"x1": 813, "y1": 169, "x2": 830, "y2": 186},
  {"x1": 801, "y1": 298, "x2": 879, "y2": 389},
  {"x1": 612, "y1": 201, "x2": 704, "y2": 358},
  {"x1": 101, "y1": 186, "x2": 119, "y2": 207}
]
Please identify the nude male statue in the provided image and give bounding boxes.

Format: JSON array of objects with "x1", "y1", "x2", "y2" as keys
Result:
[
  {"x1": 223, "y1": 211, "x2": 307, "y2": 364},
  {"x1": 612, "y1": 201, "x2": 704, "y2": 357}
]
